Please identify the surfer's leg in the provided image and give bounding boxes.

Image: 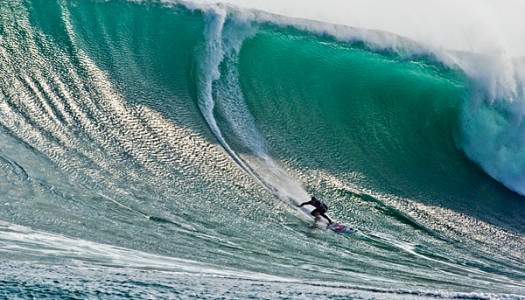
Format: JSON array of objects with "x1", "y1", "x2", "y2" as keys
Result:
[
  {"x1": 311, "y1": 209, "x2": 321, "y2": 222},
  {"x1": 321, "y1": 213, "x2": 333, "y2": 224}
]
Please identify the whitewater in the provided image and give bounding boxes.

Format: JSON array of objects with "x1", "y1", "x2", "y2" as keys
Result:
[{"x1": 1, "y1": 0, "x2": 525, "y2": 299}]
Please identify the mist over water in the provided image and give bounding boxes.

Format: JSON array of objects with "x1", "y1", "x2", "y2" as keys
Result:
[{"x1": 189, "y1": 0, "x2": 525, "y2": 55}]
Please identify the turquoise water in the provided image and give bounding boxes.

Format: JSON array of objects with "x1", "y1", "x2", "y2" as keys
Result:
[{"x1": 1, "y1": 0, "x2": 525, "y2": 298}]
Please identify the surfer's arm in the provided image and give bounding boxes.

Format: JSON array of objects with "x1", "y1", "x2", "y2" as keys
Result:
[{"x1": 298, "y1": 200, "x2": 312, "y2": 207}]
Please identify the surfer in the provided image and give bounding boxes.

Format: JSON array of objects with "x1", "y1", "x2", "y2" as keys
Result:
[{"x1": 298, "y1": 196, "x2": 333, "y2": 224}]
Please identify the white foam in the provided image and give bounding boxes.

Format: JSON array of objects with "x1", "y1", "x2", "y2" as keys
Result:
[
  {"x1": 193, "y1": 5, "x2": 312, "y2": 206},
  {"x1": 0, "y1": 220, "x2": 292, "y2": 281}
]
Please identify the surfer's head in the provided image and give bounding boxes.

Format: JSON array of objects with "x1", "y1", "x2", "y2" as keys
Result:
[{"x1": 311, "y1": 196, "x2": 317, "y2": 202}]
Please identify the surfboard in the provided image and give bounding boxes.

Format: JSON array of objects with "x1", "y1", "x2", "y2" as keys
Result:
[{"x1": 328, "y1": 223, "x2": 357, "y2": 234}]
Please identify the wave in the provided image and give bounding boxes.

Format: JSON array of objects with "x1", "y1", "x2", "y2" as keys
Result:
[
  {"x1": 189, "y1": 0, "x2": 525, "y2": 197},
  {"x1": 188, "y1": 2, "x2": 525, "y2": 228},
  {"x1": 1, "y1": 0, "x2": 525, "y2": 297}
]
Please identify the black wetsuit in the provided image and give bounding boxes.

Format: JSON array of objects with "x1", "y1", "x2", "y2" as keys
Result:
[
  {"x1": 299, "y1": 198, "x2": 333, "y2": 224},
  {"x1": 311, "y1": 200, "x2": 328, "y2": 215}
]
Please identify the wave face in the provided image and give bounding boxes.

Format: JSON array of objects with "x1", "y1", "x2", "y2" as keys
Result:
[{"x1": 1, "y1": 0, "x2": 525, "y2": 298}]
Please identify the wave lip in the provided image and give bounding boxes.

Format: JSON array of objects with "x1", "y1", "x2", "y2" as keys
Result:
[
  {"x1": 457, "y1": 54, "x2": 525, "y2": 195},
  {"x1": 186, "y1": 0, "x2": 525, "y2": 56}
]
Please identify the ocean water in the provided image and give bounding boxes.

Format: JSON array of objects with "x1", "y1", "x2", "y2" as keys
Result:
[{"x1": 1, "y1": 0, "x2": 525, "y2": 299}]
